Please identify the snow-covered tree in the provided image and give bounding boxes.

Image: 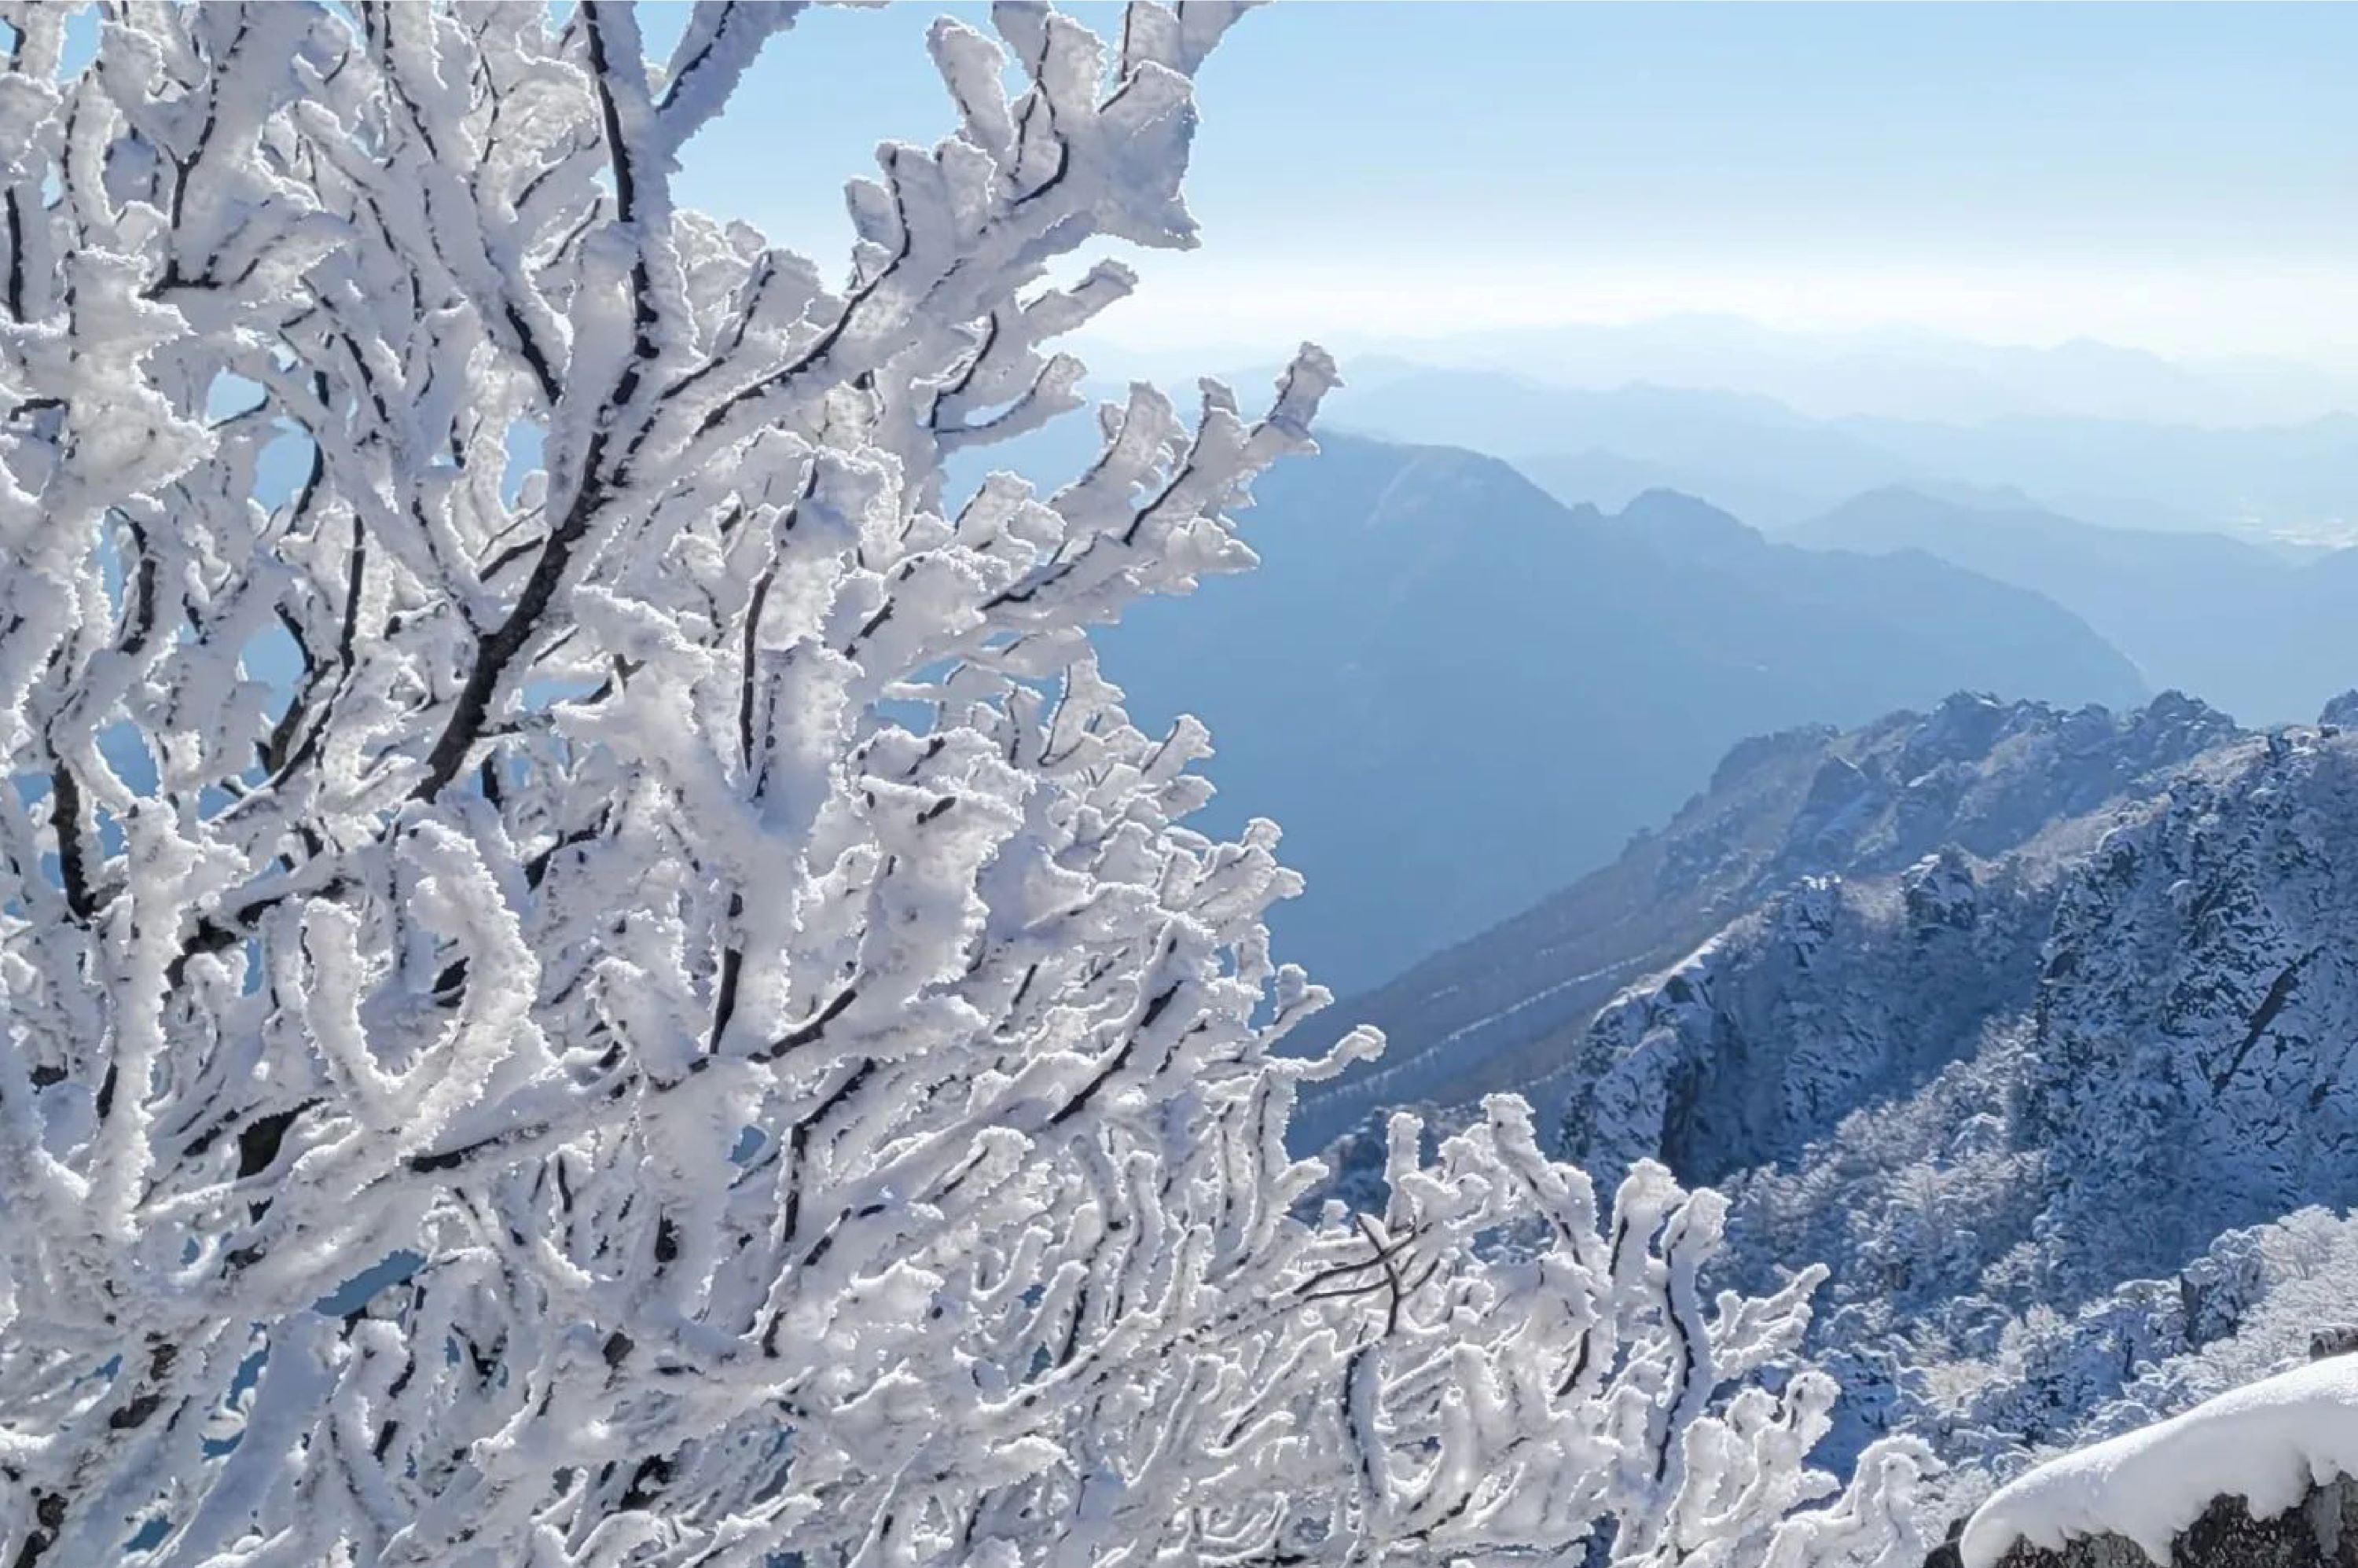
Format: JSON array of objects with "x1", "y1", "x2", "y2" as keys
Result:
[{"x1": 0, "y1": 3, "x2": 1926, "y2": 1564}]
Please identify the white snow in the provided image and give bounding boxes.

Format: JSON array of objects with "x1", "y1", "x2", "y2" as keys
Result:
[{"x1": 1961, "y1": 1356, "x2": 2358, "y2": 1568}]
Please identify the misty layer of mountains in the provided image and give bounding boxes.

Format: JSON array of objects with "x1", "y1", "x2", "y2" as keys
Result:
[
  {"x1": 1090, "y1": 435, "x2": 2143, "y2": 992},
  {"x1": 1789, "y1": 487, "x2": 2358, "y2": 726},
  {"x1": 1335, "y1": 317, "x2": 2358, "y2": 429},
  {"x1": 1317, "y1": 366, "x2": 2358, "y2": 549},
  {"x1": 1041, "y1": 355, "x2": 2358, "y2": 986},
  {"x1": 1084, "y1": 438, "x2": 2358, "y2": 990},
  {"x1": 1089, "y1": 317, "x2": 2358, "y2": 432},
  {"x1": 1305, "y1": 691, "x2": 2358, "y2": 1508}
]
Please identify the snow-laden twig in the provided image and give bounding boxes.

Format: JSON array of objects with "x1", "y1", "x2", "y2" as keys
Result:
[{"x1": 0, "y1": 4, "x2": 1925, "y2": 1564}]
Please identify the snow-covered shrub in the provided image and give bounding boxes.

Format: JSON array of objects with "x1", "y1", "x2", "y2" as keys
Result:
[
  {"x1": 0, "y1": 4, "x2": 1923, "y2": 1563},
  {"x1": 1929, "y1": 1208, "x2": 2358, "y2": 1498}
]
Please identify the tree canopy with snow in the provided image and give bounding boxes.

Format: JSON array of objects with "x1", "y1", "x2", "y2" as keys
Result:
[{"x1": 0, "y1": 3, "x2": 1925, "y2": 1564}]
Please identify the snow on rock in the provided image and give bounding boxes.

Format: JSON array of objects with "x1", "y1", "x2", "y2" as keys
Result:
[{"x1": 1959, "y1": 1357, "x2": 2358, "y2": 1568}]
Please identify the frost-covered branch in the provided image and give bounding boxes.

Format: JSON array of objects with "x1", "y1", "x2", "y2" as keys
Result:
[{"x1": 0, "y1": 4, "x2": 1923, "y2": 1565}]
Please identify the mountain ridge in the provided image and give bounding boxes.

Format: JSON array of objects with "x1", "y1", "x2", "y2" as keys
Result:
[{"x1": 1315, "y1": 369, "x2": 2358, "y2": 545}]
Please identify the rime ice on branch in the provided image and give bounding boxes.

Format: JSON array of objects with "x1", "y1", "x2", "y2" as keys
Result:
[{"x1": 0, "y1": 3, "x2": 1920, "y2": 1564}]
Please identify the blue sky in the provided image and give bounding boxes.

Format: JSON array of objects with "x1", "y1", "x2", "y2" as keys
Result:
[{"x1": 671, "y1": 3, "x2": 2358, "y2": 365}]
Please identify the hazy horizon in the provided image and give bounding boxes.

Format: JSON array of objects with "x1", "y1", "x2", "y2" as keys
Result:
[
  {"x1": 1071, "y1": 310, "x2": 2358, "y2": 425},
  {"x1": 674, "y1": 2, "x2": 2358, "y2": 380},
  {"x1": 1077, "y1": 309, "x2": 2358, "y2": 387}
]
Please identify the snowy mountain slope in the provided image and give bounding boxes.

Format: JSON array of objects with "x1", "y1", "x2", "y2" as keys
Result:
[
  {"x1": 1539, "y1": 700, "x2": 2358, "y2": 1478},
  {"x1": 1912, "y1": 1203, "x2": 2358, "y2": 1518},
  {"x1": 1290, "y1": 691, "x2": 2234, "y2": 1151},
  {"x1": 1298, "y1": 690, "x2": 2358, "y2": 1505},
  {"x1": 1613, "y1": 715, "x2": 2358, "y2": 1292}
]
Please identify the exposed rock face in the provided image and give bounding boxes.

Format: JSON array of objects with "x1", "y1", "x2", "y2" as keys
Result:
[{"x1": 1926, "y1": 1475, "x2": 2358, "y2": 1568}]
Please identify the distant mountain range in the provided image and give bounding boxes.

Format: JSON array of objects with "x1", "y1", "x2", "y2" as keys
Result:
[
  {"x1": 960, "y1": 360, "x2": 2358, "y2": 993},
  {"x1": 1353, "y1": 316, "x2": 2358, "y2": 428},
  {"x1": 1788, "y1": 487, "x2": 2358, "y2": 726},
  {"x1": 1316, "y1": 367, "x2": 2358, "y2": 545},
  {"x1": 1089, "y1": 432, "x2": 2144, "y2": 993}
]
